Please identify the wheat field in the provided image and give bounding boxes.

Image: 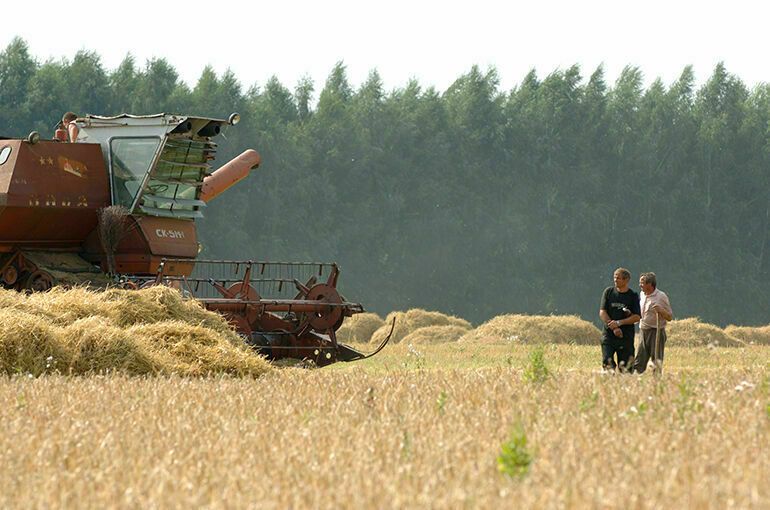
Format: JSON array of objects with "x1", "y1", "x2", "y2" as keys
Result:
[{"x1": 1, "y1": 343, "x2": 768, "y2": 509}]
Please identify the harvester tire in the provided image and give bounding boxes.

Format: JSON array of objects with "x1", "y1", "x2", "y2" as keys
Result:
[
  {"x1": 1, "y1": 264, "x2": 19, "y2": 286},
  {"x1": 23, "y1": 270, "x2": 56, "y2": 292}
]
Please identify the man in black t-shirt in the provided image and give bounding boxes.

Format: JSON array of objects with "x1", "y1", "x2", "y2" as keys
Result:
[{"x1": 599, "y1": 268, "x2": 641, "y2": 372}]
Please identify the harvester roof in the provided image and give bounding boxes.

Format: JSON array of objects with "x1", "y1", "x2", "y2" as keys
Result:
[{"x1": 75, "y1": 112, "x2": 239, "y2": 219}]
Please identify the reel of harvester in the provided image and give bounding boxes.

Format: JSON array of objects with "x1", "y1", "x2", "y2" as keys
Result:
[{"x1": 148, "y1": 259, "x2": 392, "y2": 367}]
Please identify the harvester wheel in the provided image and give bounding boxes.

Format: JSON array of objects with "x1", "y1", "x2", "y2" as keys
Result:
[
  {"x1": 226, "y1": 282, "x2": 261, "y2": 325},
  {"x1": 23, "y1": 270, "x2": 56, "y2": 292},
  {"x1": 1, "y1": 264, "x2": 19, "y2": 286},
  {"x1": 306, "y1": 284, "x2": 343, "y2": 331}
]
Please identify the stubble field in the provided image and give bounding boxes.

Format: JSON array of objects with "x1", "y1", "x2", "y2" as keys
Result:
[{"x1": 1, "y1": 342, "x2": 768, "y2": 509}]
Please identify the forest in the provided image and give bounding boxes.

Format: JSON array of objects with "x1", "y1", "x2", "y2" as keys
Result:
[{"x1": 1, "y1": 37, "x2": 768, "y2": 327}]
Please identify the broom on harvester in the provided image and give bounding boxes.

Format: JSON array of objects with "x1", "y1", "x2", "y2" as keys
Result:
[{"x1": 98, "y1": 205, "x2": 130, "y2": 275}]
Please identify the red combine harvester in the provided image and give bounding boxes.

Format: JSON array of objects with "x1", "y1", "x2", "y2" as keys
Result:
[{"x1": 0, "y1": 113, "x2": 390, "y2": 366}]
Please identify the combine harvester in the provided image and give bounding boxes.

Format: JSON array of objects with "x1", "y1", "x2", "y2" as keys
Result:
[{"x1": 0, "y1": 113, "x2": 390, "y2": 366}]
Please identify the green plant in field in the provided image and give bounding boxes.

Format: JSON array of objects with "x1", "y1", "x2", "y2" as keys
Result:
[
  {"x1": 402, "y1": 344, "x2": 426, "y2": 370},
  {"x1": 675, "y1": 374, "x2": 702, "y2": 424},
  {"x1": 435, "y1": 391, "x2": 448, "y2": 414},
  {"x1": 497, "y1": 424, "x2": 534, "y2": 479},
  {"x1": 765, "y1": 403, "x2": 769, "y2": 420},
  {"x1": 299, "y1": 410, "x2": 315, "y2": 424},
  {"x1": 626, "y1": 401, "x2": 648, "y2": 418},
  {"x1": 579, "y1": 391, "x2": 599, "y2": 412},
  {"x1": 400, "y1": 430, "x2": 412, "y2": 460},
  {"x1": 523, "y1": 346, "x2": 550, "y2": 384}
]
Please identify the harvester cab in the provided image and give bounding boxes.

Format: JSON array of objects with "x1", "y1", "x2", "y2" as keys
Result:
[{"x1": 74, "y1": 113, "x2": 252, "y2": 217}]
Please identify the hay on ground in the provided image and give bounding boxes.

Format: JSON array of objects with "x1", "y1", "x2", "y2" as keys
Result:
[
  {"x1": 0, "y1": 308, "x2": 70, "y2": 375},
  {"x1": 723, "y1": 325, "x2": 770, "y2": 345},
  {"x1": 370, "y1": 309, "x2": 472, "y2": 344},
  {"x1": 401, "y1": 325, "x2": 470, "y2": 345},
  {"x1": 0, "y1": 286, "x2": 271, "y2": 377},
  {"x1": 336, "y1": 313, "x2": 385, "y2": 344},
  {"x1": 667, "y1": 318, "x2": 745, "y2": 347},
  {"x1": 459, "y1": 314, "x2": 601, "y2": 345}
]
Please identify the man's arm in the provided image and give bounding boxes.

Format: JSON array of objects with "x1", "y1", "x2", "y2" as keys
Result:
[
  {"x1": 600, "y1": 310, "x2": 624, "y2": 337},
  {"x1": 624, "y1": 313, "x2": 641, "y2": 325},
  {"x1": 599, "y1": 287, "x2": 612, "y2": 327},
  {"x1": 68, "y1": 123, "x2": 79, "y2": 143},
  {"x1": 599, "y1": 310, "x2": 611, "y2": 326},
  {"x1": 652, "y1": 294, "x2": 673, "y2": 321},
  {"x1": 608, "y1": 313, "x2": 639, "y2": 329}
]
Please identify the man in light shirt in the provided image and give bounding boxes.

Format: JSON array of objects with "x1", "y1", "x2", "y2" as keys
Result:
[{"x1": 632, "y1": 272, "x2": 673, "y2": 373}]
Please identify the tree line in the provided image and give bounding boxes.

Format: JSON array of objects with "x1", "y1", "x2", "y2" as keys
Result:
[{"x1": 1, "y1": 37, "x2": 769, "y2": 327}]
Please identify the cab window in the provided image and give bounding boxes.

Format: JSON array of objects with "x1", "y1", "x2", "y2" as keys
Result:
[{"x1": 109, "y1": 137, "x2": 161, "y2": 209}]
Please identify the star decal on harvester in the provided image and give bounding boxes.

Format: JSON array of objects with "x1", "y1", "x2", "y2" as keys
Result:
[
  {"x1": 47, "y1": 157, "x2": 53, "y2": 165},
  {"x1": 39, "y1": 157, "x2": 46, "y2": 165}
]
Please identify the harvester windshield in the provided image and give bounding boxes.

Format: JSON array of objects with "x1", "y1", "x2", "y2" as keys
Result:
[{"x1": 76, "y1": 113, "x2": 233, "y2": 219}]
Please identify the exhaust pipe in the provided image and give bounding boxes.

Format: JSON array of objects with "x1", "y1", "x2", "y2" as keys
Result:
[{"x1": 200, "y1": 149, "x2": 262, "y2": 202}]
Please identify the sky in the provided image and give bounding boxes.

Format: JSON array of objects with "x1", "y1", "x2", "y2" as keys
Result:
[{"x1": 2, "y1": 0, "x2": 768, "y2": 96}]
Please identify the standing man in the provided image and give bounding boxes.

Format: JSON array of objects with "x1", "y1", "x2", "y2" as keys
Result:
[
  {"x1": 62, "y1": 112, "x2": 79, "y2": 142},
  {"x1": 599, "y1": 268, "x2": 641, "y2": 372},
  {"x1": 633, "y1": 272, "x2": 673, "y2": 374}
]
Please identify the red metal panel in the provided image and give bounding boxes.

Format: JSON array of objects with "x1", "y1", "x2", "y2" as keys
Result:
[
  {"x1": 0, "y1": 140, "x2": 109, "y2": 250},
  {"x1": 136, "y1": 216, "x2": 198, "y2": 258}
]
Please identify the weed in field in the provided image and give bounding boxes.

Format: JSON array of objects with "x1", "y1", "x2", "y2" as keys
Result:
[
  {"x1": 402, "y1": 344, "x2": 425, "y2": 370},
  {"x1": 523, "y1": 346, "x2": 549, "y2": 384},
  {"x1": 400, "y1": 430, "x2": 412, "y2": 460},
  {"x1": 299, "y1": 410, "x2": 314, "y2": 424},
  {"x1": 579, "y1": 391, "x2": 599, "y2": 412},
  {"x1": 626, "y1": 401, "x2": 648, "y2": 418},
  {"x1": 497, "y1": 423, "x2": 533, "y2": 479},
  {"x1": 675, "y1": 374, "x2": 702, "y2": 424},
  {"x1": 435, "y1": 391, "x2": 448, "y2": 414},
  {"x1": 364, "y1": 386, "x2": 375, "y2": 408}
]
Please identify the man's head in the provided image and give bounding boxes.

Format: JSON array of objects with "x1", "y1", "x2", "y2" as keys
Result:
[
  {"x1": 613, "y1": 268, "x2": 631, "y2": 291},
  {"x1": 62, "y1": 112, "x2": 77, "y2": 125},
  {"x1": 639, "y1": 272, "x2": 657, "y2": 294}
]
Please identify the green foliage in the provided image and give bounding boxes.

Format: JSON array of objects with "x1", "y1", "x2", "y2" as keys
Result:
[
  {"x1": 675, "y1": 374, "x2": 702, "y2": 424},
  {"x1": 497, "y1": 424, "x2": 534, "y2": 478},
  {"x1": 435, "y1": 391, "x2": 448, "y2": 414},
  {"x1": 579, "y1": 391, "x2": 599, "y2": 412},
  {"x1": 523, "y1": 346, "x2": 550, "y2": 384},
  {"x1": 400, "y1": 430, "x2": 412, "y2": 460}
]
